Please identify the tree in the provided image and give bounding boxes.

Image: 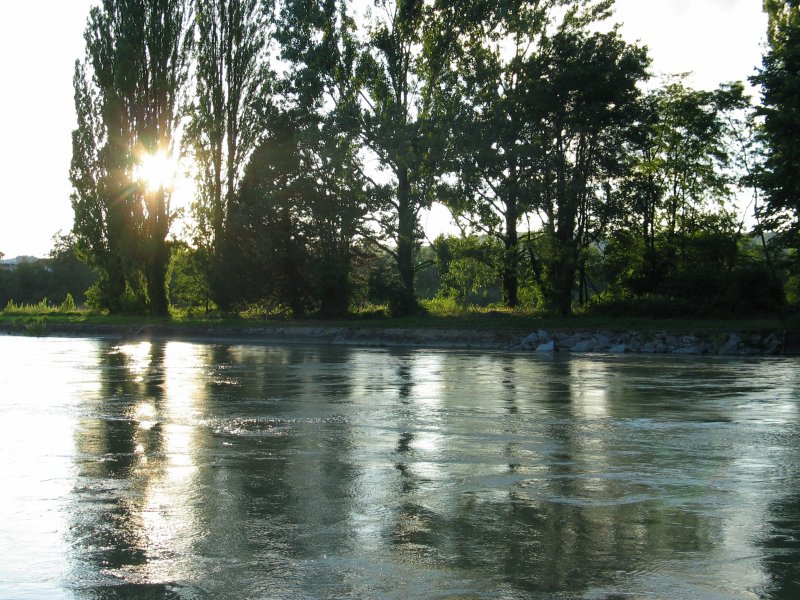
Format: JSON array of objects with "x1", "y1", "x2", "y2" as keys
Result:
[
  {"x1": 443, "y1": 0, "x2": 648, "y2": 313},
  {"x1": 611, "y1": 79, "x2": 750, "y2": 297},
  {"x1": 71, "y1": 0, "x2": 193, "y2": 315},
  {"x1": 528, "y1": 24, "x2": 647, "y2": 315},
  {"x1": 752, "y1": 0, "x2": 800, "y2": 272},
  {"x1": 224, "y1": 113, "x2": 312, "y2": 316},
  {"x1": 187, "y1": 0, "x2": 273, "y2": 307},
  {"x1": 70, "y1": 58, "x2": 127, "y2": 312},
  {"x1": 355, "y1": 0, "x2": 460, "y2": 315},
  {"x1": 441, "y1": 0, "x2": 550, "y2": 308},
  {"x1": 276, "y1": 0, "x2": 375, "y2": 317}
]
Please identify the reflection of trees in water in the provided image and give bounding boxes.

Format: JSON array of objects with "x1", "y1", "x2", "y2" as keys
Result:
[
  {"x1": 761, "y1": 490, "x2": 800, "y2": 599},
  {"x1": 375, "y1": 354, "x2": 728, "y2": 595},
  {"x1": 68, "y1": 341, "x2": 306, "y2": 596},
  {"x1": 444, "y1": 490, "x2": 717, "y2": 594},
  {"x1": 69, "y1": 341, "x2": 169, "y2": 583},
  {"x1": 194, "y1": 344, "x2": 363, "y2": 589},
  {"x1": 62, "y1": 344, "x2": 797, "y2": 597}
]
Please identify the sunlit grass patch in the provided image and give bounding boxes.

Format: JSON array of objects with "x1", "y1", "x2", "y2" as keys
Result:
[{"x1": 2, "y1": 294, "x2": 88, "y2": 316}]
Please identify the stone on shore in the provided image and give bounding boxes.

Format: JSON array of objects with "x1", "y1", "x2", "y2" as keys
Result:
[
  {"x1": 518, "y1": 332, "x2": 540, "y2": 350},
  {"x1": 718, "y1": 333, "x2": 742, "y2": 355},
  {"x1": 674, "y1": 346, "x2": 703, "y2": 355},
  {"x1": 572, "y1": 340, "x2": 595, "y2": 352}
]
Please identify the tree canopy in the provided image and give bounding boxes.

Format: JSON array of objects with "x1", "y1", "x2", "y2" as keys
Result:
[{"x1": 63, "y1": 0, "x2": 797, "y2": 318}]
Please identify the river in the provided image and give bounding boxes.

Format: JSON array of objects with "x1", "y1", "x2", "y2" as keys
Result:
[{"x1": 0, "y1": 335, "x2": 798, "y2": 599}]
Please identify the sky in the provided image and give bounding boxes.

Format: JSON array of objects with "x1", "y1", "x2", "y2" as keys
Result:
[{"x1": 0, "y1": 0, "x2": 768, "y2": 259}]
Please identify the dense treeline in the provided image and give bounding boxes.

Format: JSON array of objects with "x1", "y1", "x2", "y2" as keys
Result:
[{"x1": 58, "y1": 0, "x2": 799, "y2": 318}]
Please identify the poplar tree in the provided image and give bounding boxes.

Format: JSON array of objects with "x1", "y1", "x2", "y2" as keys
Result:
[
  {"x1": 278, "y1": 0, "x2": 374, "y2": 317},
  {"x1": 752, "y1": 0, "x2": 800, "y2": 269},
  {"x1": 186, "y1": 0, "x2": 273, "y2": 301},
  {"x1": 71, "y1": 0, "x2": 193, "y2": 315}
]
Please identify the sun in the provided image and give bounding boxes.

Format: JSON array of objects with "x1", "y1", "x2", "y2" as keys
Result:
[{"x1": 136, "y1": 149, "x2": 176, "y2": 192}]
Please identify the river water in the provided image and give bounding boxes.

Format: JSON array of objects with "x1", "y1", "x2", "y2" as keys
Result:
[{"x1": 0, "y1": 335, "x2": 798, "y2": 599}]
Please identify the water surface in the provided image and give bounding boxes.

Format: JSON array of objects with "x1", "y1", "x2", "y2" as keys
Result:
[{"x1": 1, "y1": 335, "x2": 798, "y2": 599}]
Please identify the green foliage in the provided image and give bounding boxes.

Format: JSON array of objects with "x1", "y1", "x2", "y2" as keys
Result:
[
  {"x1": 786, "y1": 274, "x2": 800, "y2": 309},
  {"x1": 441, "y1": 0, "x2": 648, "y2": 313},
  {"x1": 59, "y1": 293, "x2": 76, "y2": 313},
  {"x1": 592, "y1": 230, "x2": 784, "y2": 318},
  {"x1": 420, "y1": 296, "x2": 468, "y2": 317},
  {"x1": 85, "y1": 279, "x2": 147, "y2": 315},
  {"x1": 363, "y1": 261, "x2": 421, "y2": 317},
  {"x1": 187, "y1": 0, "x2": 274, "y2": 311},
  {"x1": 0, "y1": 240, "x2": 96, "y2": 309},
  {"x1": 618, "y1": 78, "x2": 747, "y2": 243},
  {"x1": 54, "y1": 0, "x2": 797, "y2": 321},
  {"x1": 3, "y1": 298, "x2": 49, "y2": 315},
  {"x1": 432, "y1": 235, "x2": 501, "y2": 307},
  {"x1": 168, "y1": 245, "x2": 215, "y2": 315},
  {"x1": 71, "y1": 0, "x2": 193, "y2": 316},
  {"x1": 352, "y1": 0, "x2": 463, "y2": 315},
  {"x1": 221, "y1": 114, "x2": 313, "y2": 317},
  {"x1": 752, "y1": 0, "x2": 800, "y2": 266}
]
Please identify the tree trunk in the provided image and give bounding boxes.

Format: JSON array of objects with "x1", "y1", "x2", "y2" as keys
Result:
[
  {"x1": 146, "y1": 246, "x2": 170, "y2": 317},
  {"x1": 550, "y1": 193, "x2": 578, "y2": 315},
  {"x1": 146, "y1": 188, "x2": 170, "y2": 317},
  {"x1": 551, "y1": 245, "x2": 577, "y2": 316},
  {"x1": 502, "y1": 199, "x2": 519, "y2": 308},
  {"x1": 394, "y1": 168, "x2": 418, "y2": 316}
]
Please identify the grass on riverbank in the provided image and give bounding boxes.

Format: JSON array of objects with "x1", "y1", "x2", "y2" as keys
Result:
[{"x1": 0, "y1": 298, "x2": 794, "y2": 334}]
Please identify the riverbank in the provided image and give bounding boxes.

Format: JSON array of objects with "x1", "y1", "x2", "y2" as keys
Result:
[{"x1": 0, "y1": 318, "x2": 796, "y2": 355}]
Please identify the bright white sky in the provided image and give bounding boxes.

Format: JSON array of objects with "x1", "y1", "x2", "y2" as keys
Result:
[{"x1": 0, "y1": 0, "x2": 768, "y2": 258}]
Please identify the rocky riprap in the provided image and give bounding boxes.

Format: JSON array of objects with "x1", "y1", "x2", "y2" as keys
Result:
[
  {"x1": 0, "y1": 322, "x2": 790, "y2": 355},
  {"x1": 516, "y1": 329, "x2": 785, "y2": 356}
]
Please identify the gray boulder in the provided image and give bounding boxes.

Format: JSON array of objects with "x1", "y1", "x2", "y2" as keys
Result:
[
  {"x1": 572, "y1": 340, "x2": 595, "y2": 352},
  {"x1": 593, "y1": 333, "x2": 614, "y2": 350},
  {"x1": 641, "y1": 341, "x2": 667, "y2": 354},
  {"x1": 718, "y1": 333, "x2": 742, "y2": 355}
]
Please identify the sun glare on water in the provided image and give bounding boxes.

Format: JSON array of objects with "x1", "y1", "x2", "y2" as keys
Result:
[{"x1": 136, "y1": 149, "x2": 177, "y2": 192}]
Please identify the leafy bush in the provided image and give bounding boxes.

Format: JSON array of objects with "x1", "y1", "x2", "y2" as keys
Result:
[
  {"x1": 3, "y1": 298, "x2": 53, "y2": 315},
  {"x1": 583, "y1": 290, "x2": 698, "y2": 318},
  {"x1": 725, "y1": 265, "x2": 784, "y2": 316},
  {"x1": 420, "y1": 295, "x2": 468, "y2": 316},
  {"x1": 59, "y1": 293, "x2": 76, "y2": 313}
]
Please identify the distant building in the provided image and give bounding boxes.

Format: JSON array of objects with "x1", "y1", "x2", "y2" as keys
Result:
[{"x1": 0, "y1": 255, "x2": 40, "y2": 271}]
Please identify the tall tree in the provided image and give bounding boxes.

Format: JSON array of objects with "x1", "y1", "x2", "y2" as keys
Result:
[
  {"x1": 187, "y1": 0, "x2": 272, "y2": 299},
  {"x1": 225, "y1": 112, "x2": 312, "y2": 317},
  {"x1": 443, "y1": 0, "x2": 648, "y2": 313},
  {"x1": 355, "y1": 0, "x2": 459, "y2": 315},
  {"x1": 441, "y1": 0, "x2": 549, "y2": 308},
  {"x1": 71, "y1": 58, "x2": 127, "y2": 311},
  {"x1": 277, "y1": 0, "x2": 376, "y2": 317},
  {"x1": 752, "y1": 0, "x2": 800, "y2": 269},
  {"x1": 71, "y1": 0, "x2": 193, "y2": 315},
  {"x1": 611, "y1": 79, "x2": 750, "y2": 296},
  {"x1": 526, "y1": 22, "x2": 647, "y2": 315}
]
